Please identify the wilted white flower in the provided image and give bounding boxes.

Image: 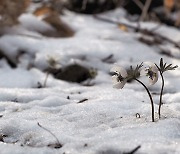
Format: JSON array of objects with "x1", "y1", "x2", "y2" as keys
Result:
[
  {"x1": 140, "y1": 62, "x2": 158, "y2": 85},
  {"x1": 110, "y1": 65, "x2": 128, "y2": 89},
  {"x1": 46, "y1": 54, "x2": 61, "y2": 69}
]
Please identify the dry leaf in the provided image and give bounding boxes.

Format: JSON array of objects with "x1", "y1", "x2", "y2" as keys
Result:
[
  {"x1": 34, "y1": 6, "x2": 53, "y2": 17},
  {"x1": 33, "y1": 3, "x2": 74, "y2": 37},
  {"x1": 0, "y1": 0, "x2": 30, "y2": 27},
  {"x1": 118, "y1": 24, "x2": 128, "y2": 32}
]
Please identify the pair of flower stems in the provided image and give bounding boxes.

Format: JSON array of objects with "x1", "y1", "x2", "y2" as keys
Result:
[{"x1": 111, "y1": 58, "x2": 178, "y2": 122}]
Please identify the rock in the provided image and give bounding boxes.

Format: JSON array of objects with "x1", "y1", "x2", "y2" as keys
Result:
[
  {"x1": 53, "y1": 64, "x2": 93, "y2": 83},
  {"x1": 66, "y1": 0, "x2": 122, "y2": 14},
  {"x1": 123, "y1": 0, "x2": 163, "y2": 15}
]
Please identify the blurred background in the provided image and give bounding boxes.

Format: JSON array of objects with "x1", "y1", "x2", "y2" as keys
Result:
[
  {"x1": 0, "y1": 0, "x2": 179, "y2": 87},
  {"x1": 1, "y1": 0, "x2": 180, "y2": 37}
]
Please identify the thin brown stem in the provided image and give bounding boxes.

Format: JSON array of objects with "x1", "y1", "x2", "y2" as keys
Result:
[{"x1": 135, "y1": 79, "x2": 155, "y2": 122}]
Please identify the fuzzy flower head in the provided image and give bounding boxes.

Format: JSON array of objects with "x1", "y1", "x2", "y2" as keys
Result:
[
  {"x1": 110, "y1": 65, "x2": 128, "y2": 89},
  {"x1": 46, "y1": 54, "x2": 61, "y2": 69},
  {"x1": 140, "y1": 62, "x2": 158, "y2": 85}
]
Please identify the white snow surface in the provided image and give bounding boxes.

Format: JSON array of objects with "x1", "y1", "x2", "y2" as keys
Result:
[{"x1": 0, "y1": 9, "x2": 179, "y2": 154}]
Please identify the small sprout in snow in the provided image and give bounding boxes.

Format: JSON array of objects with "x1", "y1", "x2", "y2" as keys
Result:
[
  {"x1": 47, "y1": 55, "x2": 61, "y2": 70},
  {"x1": 110, "y1": 63, "x2": 155, "y2": 122},
  {"x1": 44, "y1": 54, "x2": 61, "y2": 87},
  {"x1": 110, "y1": 58, "x2": 178, "y2": 122},
  {"x1": 140, "y1": 62, "x2": 159, "y2": 85},
  {"x1": 155, "y1": 58, "x2": 178, "y2": 118},
  {"x1": 37, "y1": 122, "x2": 62, "y2": 149},
  {"x1": 110, "y1": 65, "x2": 128, "y2": 89}
]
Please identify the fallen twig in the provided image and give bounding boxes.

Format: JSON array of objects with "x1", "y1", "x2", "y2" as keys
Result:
[
  {"x1": 37, "y1": 122, "x2": 62, "y2": 149},
  {"x1": 77, "y1": 98, "x2": 88, "y2": 104},
  {"x1": 124, "y1": 145, "x2": 141, "y2": 154},
  {"x1": 102, "y1": 54, "x2": 114, "y2": 63}
]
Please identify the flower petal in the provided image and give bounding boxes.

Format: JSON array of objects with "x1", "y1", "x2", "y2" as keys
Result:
[
  {"x1": 140, "y1": 69, "x2": 147, "y2": 76},
  {"x1": 110, "y1": 65, "x2": 121, "y2": 73},
  {"x1": 112, "y1": 75, "x2": 118, "y2": 84},
  {"x1": 110, "y1": 65, "x2": 127, "y2": 78},
  {"x1": 143, "y1": 61, "x2": 158, "y2": 72},
  {"x1": 149, "y1": 73, "x2": 158, "y2": 85},
  {"x1": 151, "y1": 65, "x2": 158, "y2": 73},
  {"x1": 113, "y1": 81, "x2": 126, "y2": 89},
  {"x1": 142, "y1": 61, "x2": 159, "y2": 85}
]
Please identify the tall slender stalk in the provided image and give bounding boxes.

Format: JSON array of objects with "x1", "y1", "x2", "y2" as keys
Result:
[
  {"x1": 155, "y1": 64, "x2": 165, "y2": 119},
  {"x1": 158, "y1": 71, "x2": 164, "y2": 118},
  {"x1": 135, "y1": 78, "x2": 155, "y2": 122}
]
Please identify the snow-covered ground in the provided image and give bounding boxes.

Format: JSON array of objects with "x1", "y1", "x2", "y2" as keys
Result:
[{"x1": 0, "y1": 8, "x2": 180, "y2": 154}]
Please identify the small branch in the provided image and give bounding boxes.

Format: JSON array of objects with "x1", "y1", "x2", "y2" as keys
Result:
[
  {"x1": 77, "y1": 98, "x2": 88, "y2": 104},
  {"x1": 37, "y1": 122, "x2": 62, "y2": 148},
  {"x1": 124, "y1": 145, "x2": 141, "y2": 154},
  {"x1": 135, "y1": 79, "x2": 155, "y2": 122},
  {"x1": 133, "y1": 0, "x2": 144, "y2": 10},
  {"x1": 102, "y1": 54, "x2": 114, "y2": 63},
  {"x1": 132, "y1": 0, "x2": 144, "y2": 30},
  {"x1": 140, "y1": 0, "x2": 152, "y2": 21}
]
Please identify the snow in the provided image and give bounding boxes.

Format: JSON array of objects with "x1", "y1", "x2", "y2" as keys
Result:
[{"x1": 0, "y1": 8, "x2": 179, "y2": 154}]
